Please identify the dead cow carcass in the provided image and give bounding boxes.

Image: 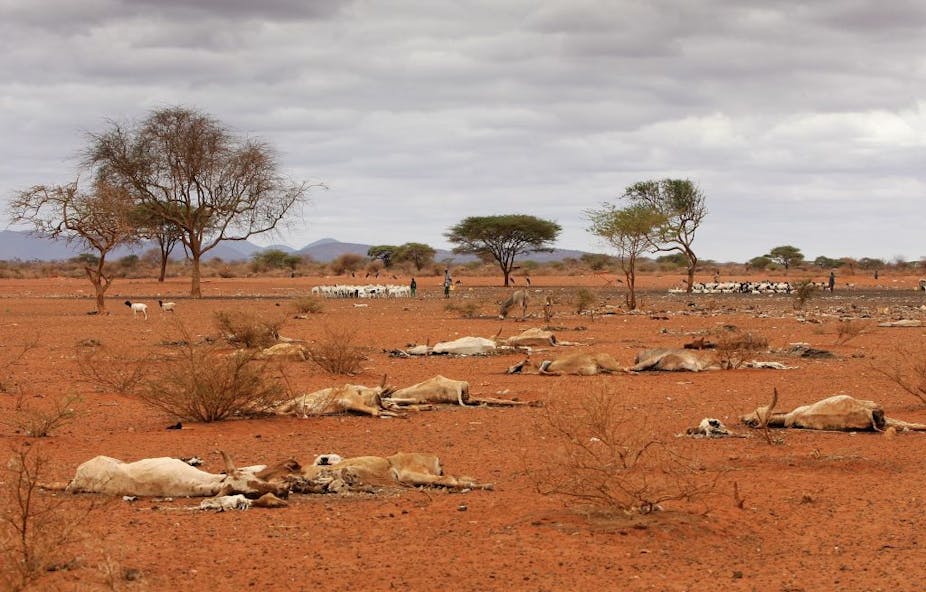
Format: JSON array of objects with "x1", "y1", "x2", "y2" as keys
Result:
[
  {"x1": 386, "y1": 375, "x2": 526, "y2": 407},
  {"x1": 274, "y1": 384, "x2": 402, "y2": 417},
  {"x1": 632, "y1": 348, "x2": 719, "y2": 372},
  {"x1": 290, "y1": 452, "x2": 493, "y2": 493},
  {"x1": 508, "y1": 351, "x2": 624, "y2": 376},
  {"x1": 65, "y1": 452, "x2": 292, "y2": 498},
  {"x1": 741, "y1": 391, "x2": 926, "y2": 432}
]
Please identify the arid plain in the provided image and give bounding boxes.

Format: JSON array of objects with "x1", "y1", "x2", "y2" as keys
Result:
[{"x1": 2, "y1": 271, "x2": 925, "y2": 591}]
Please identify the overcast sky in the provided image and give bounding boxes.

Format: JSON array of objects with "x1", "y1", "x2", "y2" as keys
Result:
[{"x1": 2, "y1": 1, "x2": 925, "y2": 263}]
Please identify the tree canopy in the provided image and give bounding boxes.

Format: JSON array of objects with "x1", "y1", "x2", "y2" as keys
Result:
[
  {"x1": 394, "y1": 242, "x2": 436, "y2": 271},
  {"x1": 445, "y1": 214, "x2": 561, "y2": 286},
  {"x1": 587, "y1": 203, "x2": 663, "y2": 310},
  {"x1": 766, "y1": 245, "x2": 804, "y2": 270},
  {"x1": 84, "y1": 105, "x2": 324, "y2": 297},
  {"x1": 622, "y1": 178, "x2": 707, "y2": 293},
  {"x1": 8, "y1": 180, "x2": 138, "y2": 313}
]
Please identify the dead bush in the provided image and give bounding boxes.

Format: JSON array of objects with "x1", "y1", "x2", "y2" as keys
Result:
[
  {"x1": 530, "y1": 387, "x2": 718, "y2": 515},
  {"x1": 293, "y1": 296, "x2": 324, "y2": 315},
  {"x1": 712, "y1": 327, "x2": 769, "y2": 369},
  {"x1": 138, "y1": 325, "x2": 284, "y2": 422},
  {"x1": 214, "y1": 310, "x2": 284, "y2": 349},
  {"x1": 444, "y1": 301, "x2": 481, "y2": 319},
  {"x1": 792, "y1": 280, "x2": 818, "y2": 310},
  {"x1": 4, "y1": 393, "x2": 81, "y2": 437},
  {"x1": 0, "y1": 338, "x2": 38, "y2": 394},
  {"x1": 873, "y1": 345, "x2": 926, "y2": 406},
  {"x1": 76, "y1": 342, "x2": 148, "y2": 395},
  {"x1": 834, "y1": 319, "x2": 867, "y2": 345},
  {"x1": 305, "y1": 326, "x2": 367, "y2": 375},
  {"x1": 0, "y1": 444, "x2": 96, "y2": 591},
  {"x1": 574, "y1": 288, "x2": 596, "y2": 314}
]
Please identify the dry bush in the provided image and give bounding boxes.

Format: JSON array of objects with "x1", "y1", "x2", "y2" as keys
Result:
[
  {"x1": 138, "y1": 325, "x2": 284, "y2": 422},
  {"x1": 444, "y1": 301, "x2": 481, "y2": 319},
  {"x1": 792, "y1": 280, "x2": 818, "y2": 310},
  {"x1": 834, "y1": 319, "x2": 867, "y2": 345},
  {"x1": 293, "y1": 296, "x2": 324, "y2": 315},
  {"x1": 530, "y1": 387, "x2": 718, "y2": 515},
  {"x1": 873, "y1": 345, "x2": 926, "y2": 405},
  {"x1": 76, "y1": 342, "x2": 148, "y2": 395},
  {"x1": 4, "y1": 394, "x2": 81, "y2": 437},
  {"x1": 712, "y1": 327, "x2": 769, "y2": 369},
  {"x1": 0, "y1": 444, "x2": 96, "y2": 591},
  {"x1": 214, "y1": 310, "x2": 284, "y2": 349},
  {"x1": 305, "y1": 326, "x2": 367, "y2": 375},
  {"x1": 0, "y1": 338, "x2": 38, "y2": 394},
  {"x1": 574, "y1": 288, "x2": 596, "y2": 314}
]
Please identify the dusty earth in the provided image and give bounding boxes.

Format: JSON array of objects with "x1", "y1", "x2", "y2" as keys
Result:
[{"x1": 2, "y1": 270, "x2": 926, "y2": 591}]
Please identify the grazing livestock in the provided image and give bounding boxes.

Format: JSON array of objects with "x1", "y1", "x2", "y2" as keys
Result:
[
  {"x1": 386, "y1": 375, "x2": 528, "y2": 407},
  {"x1": 291, "y1": 452, "x2": 493, "y2": 493},
  {"x1": 158, "y1": 300, "x2": 176, "y2": 312},
  {"x1": 631, "y1": 349, "x2": 719, "y2": 372},
  {"x1": 499, "y1": 289, "x2": 530, "y2": 320},
  {"x1": 124, "y1": 300, "x2": 148, "y2": 320},
  {"x1": 507, "y1": 352, "x2": 624, "y2": 376},
  {"x1": 741, "y1": 391, "x2": 926, "y2": 432},
  {"x1": 65, "y1": 452, "x2": 291, "y2": 498}
]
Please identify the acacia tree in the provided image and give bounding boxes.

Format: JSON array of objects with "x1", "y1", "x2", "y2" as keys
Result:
[
  {"x1": 394, "y1": 242, "x2": 436, "y2": 271},
  {"x1": 8, "y1": 180, "x2": 137, "y2": 313},
  {"x1": 623, "y1": 179, "x2": 707, "y2": 293},
  {"x1": 132, "y1": 204, "x2": 181, "y2": 282},
  {"x1": 84, "y1": 106, "x2": 324, "y2": 297},
  {"x1": 445, "y1": 214, "x2": 561, "y2": 286},
  {"x1": 767, "y1": 245, "x2": 804, "y2": 271},
  {"x1": 587, "y1": 203, "x2": 663, "y2": 310},
  {"x1": 367, "y1": 245, "x2": 398, "y2": 268}
]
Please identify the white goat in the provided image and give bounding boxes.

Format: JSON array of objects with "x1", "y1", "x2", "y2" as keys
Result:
[
  {"x1": 158, "y1": 300, "x2": 176, "y2": 312},
  {"x1": 124, "y1": 300, "x2": 148, "y2": 320}
]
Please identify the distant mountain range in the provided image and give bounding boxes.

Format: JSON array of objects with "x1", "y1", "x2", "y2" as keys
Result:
[{"x1": 0, "y1": 230, "x2": 592, "y2": 264}]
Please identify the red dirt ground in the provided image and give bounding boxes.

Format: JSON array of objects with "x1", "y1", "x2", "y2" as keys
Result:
[{"x1": 2, "y1": 271, "x2": 925, "y2": 591}]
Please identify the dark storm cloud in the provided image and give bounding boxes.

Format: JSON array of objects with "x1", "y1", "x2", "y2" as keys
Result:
[{"x1": 1, "y1": 0, "x2": 924, "y2": 260}]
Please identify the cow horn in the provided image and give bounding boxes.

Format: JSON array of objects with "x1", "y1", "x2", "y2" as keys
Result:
[{"x1": 220, "y1": 450, "x2": 236, "y2": 474}]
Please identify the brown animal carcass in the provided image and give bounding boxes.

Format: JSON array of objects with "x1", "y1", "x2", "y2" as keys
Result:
[
  {"x1": 741, "y1": 393, "x2": 926, "y2": 432},
  {"x1": 631, "y1": 348, "x2": 719, "y2": 372}
]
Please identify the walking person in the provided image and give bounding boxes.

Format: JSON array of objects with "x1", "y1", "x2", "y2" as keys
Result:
[
  {"x1": 828, "y1": 270, "x2": 836, "y2": 292},
  {"x1": 410, "y1": 277, "x2": 417, "y2": 297},
  {"x1": 443, "y1": 269, "x2": 452, "y2": 298}
]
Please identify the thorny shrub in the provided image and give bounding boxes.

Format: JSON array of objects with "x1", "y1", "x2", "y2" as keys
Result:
[
  {"x1": 711, "y1": 327, "x2": 770, "y2": 369},
  {"x1": 4, "y1": 394, "x2": 81, "y2": 438},
  {"x1": 0, "y1": 338, "x2": 38, "y2": 395},
  {"x1": 792, "y1": 280, "x2": 818, "y2": 310},
  {"x1": 834, "y1": 319, "x2": 868, "y2": 345},
  {"x1": 873, "y1": 345, "x2": 926, "y2": 406},
  {"x1": 293, "y1": 296, "x2": 324, "y2": 315},
  {"x1": 0, "y1": 444, "x2": 96, "y2": 591},
  {"x1": 574, "y1": 288, "x2": 596, "y2": 315},
  {"x1": 530, "y1": 387, "x2": 719, "y2": 515},
  {"x1": 76, "y1": 342, "x2": 148, "y2": 396},
  {"x1": 444, "y1": 301, "x2": 481, "y2": 319},
  {"x1": 305, "y1": 326, "x2": 368, "y2": 376},
  {"x1": 138, "y1": 324, "x2": 284, "y2": 422},
  {"x1": 214, "y1": 310, "x2": 284, "y2": 349}
]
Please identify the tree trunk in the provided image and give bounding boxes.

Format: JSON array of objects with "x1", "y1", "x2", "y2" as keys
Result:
[
  {"x1": 625, "y1": 269, "x2": 636, "y2": 310},
  {"x1": 686, "y1": 264, "x2": 696, "y2": 294},
  {"x1": 158, "y1": 254, "x2": 168, "y2": 282},
  {"x1": 190, "y1": 252, "x2": 202, "y2": 298},
  {"x1": 85, "y1": 263, "x2": 108, "y2": 314}
]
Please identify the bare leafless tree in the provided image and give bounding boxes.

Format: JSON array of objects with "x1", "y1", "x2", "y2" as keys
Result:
[
  {"x1": 8, "y1": 181, "x2": 137, "y2": 313},
  {"x1": 84, "y1": 106, "x2": 325, "y2": 297}
]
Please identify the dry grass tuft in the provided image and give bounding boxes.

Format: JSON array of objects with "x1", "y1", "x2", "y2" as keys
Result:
[
  {"x1": 444, "y1": 301, "x2": 482, "y2": 319},
  {"x1": 76, "y1": 342, "x2": 148, "y2": 395},
  {"x1": 574, "y1": 288, "x2": 596, "y2": 314},
  {"x1": 872, "y1": 345, "x2": 926, "y2": 406},
  {"x1": 834, "y1": 319, "x2": 867, "y2": 345},
  {"x1": 293, "y1": 296, "x2": 324, "y2": 315},
  {"x1": 4, "y1": 393, "x2": 81, "y2": 437}
]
